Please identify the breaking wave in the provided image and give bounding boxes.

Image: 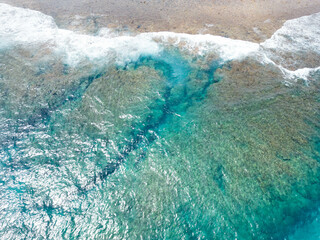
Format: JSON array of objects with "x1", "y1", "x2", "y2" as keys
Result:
[{"x1": 0, "y1": 3, "x2": 319, "y2": 240}]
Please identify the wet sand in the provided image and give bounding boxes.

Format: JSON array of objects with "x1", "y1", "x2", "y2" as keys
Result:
[{"x1": 2, "y1": 0, "x2": 320, "y2": 42}]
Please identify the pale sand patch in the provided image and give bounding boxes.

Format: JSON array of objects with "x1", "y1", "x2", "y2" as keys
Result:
[{"x1": 2, "y1": 0, "x2": 320, "y2": 42}]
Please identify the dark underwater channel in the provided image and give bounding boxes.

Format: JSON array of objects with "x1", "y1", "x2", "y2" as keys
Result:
[
  {"x1": 0, "y1": 47, "x2": 320, "y2": 239},
  {"x1": 97, "y1": 53, "x2": 222, "y2": 182}
]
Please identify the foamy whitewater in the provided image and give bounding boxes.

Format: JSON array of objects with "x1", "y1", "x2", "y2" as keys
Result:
[
  {"x1": 0, "y1": 3, "x2": 320, "y2": 240},
  {"x1": 261, "y1": 12, "x2": 320, "y2": 67},
  {"x1": 0, "y1": 3, "x2": 319, "y2": 81}
]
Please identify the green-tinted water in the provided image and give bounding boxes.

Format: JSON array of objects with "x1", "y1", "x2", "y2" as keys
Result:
[{"x1": 1, "y1": 42, "x2": 320, "y2": 239}]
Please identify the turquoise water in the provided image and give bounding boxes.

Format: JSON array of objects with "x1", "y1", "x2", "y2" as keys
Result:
[
  {"x1": 0, "y1": 4, "x2": 320, "y2": 238},
  {"x1": 1, "y1": 44, "x2": 320, "y2": 239}
]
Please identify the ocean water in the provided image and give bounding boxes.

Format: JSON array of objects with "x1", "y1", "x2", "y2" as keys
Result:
[{"x1": 0, "y1": 3, "x2": 320, "y2": 239}]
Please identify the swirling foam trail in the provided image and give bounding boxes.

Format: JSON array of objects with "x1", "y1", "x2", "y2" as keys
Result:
[
  {"x1": 0, "y1": 3, "x2": 259, "y2": 66},
  {"x1": 261, "y1": 12, "x2": 320, "y2": 67},
  {"x1": 0, "y1": 3, "x2": 161, "y2": 66},
  {"x1": 259, "y1": 11, "x2": 320, "y2": 82},
  {"x1": 1, "y1": 3, "x2": 319, "y2": 82}
]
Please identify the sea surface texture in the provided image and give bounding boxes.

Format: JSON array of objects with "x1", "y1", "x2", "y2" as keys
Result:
[{"x1": 0, "y1": 3, "x2": 320, "y2": 239}]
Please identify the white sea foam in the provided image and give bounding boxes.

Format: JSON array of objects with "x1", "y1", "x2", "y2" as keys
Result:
[
  {"x1": 260, "y1": 12, "x2": 320, "y2": 68},
  {"x1": 261, "y1": 12, "x2": 320, "y2": 54},
  {"x1": 0, "y1": 3, "x2": 259, "y2": 67},
  {"x1": 0, "y1": 3, "x2": 161, "y2": 66},
  {"x1": 0, "y1": 3, "x2": 319, "y2": 82},
  {"x1": 257, "y1": 11, "x2": 320, "y2": 82},
  {"x1": 283, "y1": 67, "x2": 320, "y2": 81},
  {"x1": 259, "y1": 53, "x2": 320, "y2": 82},
  {"x1": 142, "y1": 32, "x2": 260, "y2": 60}
]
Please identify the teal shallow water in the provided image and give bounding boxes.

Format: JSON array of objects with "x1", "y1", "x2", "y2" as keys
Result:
[
  {"x1": 1, "y1": 4, "x2": 320, "y2": 239},
  {"x1": 1, "y1": 45, "x2": 320, "y2": 239}
]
